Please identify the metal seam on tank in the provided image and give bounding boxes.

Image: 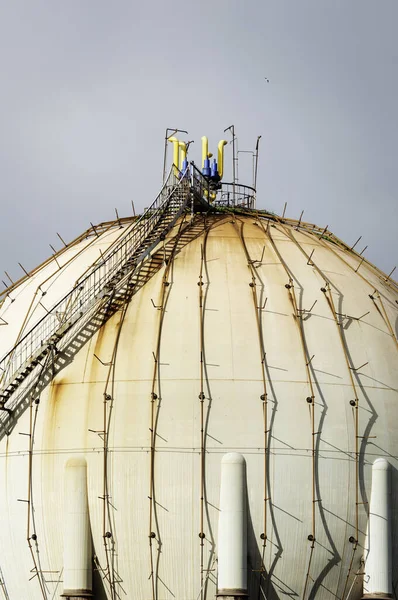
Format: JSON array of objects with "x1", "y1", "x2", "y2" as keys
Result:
[
  {"x1": 148, "y1": 213, "x2": 189, "y2": 600},
  {"x1": 231, "y1": 216, "x2": 270, "y2": 598},
  {"x1": 262, "y1": 221, "x2": 320, "y2": 600},
  {"x1": 275, "y1": 221, "x2": 368, "y2": 599}
]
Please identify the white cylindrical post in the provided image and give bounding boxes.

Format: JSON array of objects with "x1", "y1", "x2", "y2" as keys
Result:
[
  {"x1": 62, "y1": 458, "x2": 93, "y2": 599},
  {"x1": 217, "y1": 453, "x2": 248, "y2": 598},
  {"x1": 362, "y1": 458, "x2": 392, "y2": 599}
]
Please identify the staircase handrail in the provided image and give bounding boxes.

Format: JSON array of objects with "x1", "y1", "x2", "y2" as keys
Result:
[
  {"x1": 76, "y1": 165, "x2": 180, "y2": 282},
  {"x1": 0, "y1": 165, "x2": 188, "y2": 393}
]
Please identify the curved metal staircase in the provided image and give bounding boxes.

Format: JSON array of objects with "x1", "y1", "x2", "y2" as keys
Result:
[{"x1": 0, "y1": 167, "x2": 198, "y2": 415}]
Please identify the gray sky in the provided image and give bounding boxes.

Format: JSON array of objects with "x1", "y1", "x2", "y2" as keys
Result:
[{"x1": 0, "y1": 0, "x2": 397, "y2": 280}]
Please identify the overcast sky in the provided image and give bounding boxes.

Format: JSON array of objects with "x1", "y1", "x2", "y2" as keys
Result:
[{"x1": 0, "y1": 0, "x2": 396, "y2": 281}]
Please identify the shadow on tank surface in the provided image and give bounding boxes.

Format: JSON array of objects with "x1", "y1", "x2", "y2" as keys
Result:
[
  {"x1": 92, "y1": 552, "x2": 108, "y2": 599},
  {"x1": 246, "y1": 495, "x2": 294, "y2": 599}
]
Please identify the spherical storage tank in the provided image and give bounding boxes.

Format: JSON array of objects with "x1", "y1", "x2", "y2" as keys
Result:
[{"x1": 0, "y1": 162, "x2": 396, "y2": 600}]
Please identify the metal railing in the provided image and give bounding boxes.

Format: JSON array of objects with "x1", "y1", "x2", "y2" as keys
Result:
[
  {"x1": 189, "y1": 162, "x2": 256, "y2": 209},
  {"x1": 190, "y1": 162, "x2": 214, "y2": 202},
  {"x1": 214, "y1": 181, "x2": 256, "y2": 209},
  {"x1": 0, "y1": 166, "x2": 189, "y2": 394}
]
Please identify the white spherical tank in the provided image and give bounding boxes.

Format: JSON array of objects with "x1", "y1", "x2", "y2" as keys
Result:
[{"x1": 0, "y1": 209, "x2": 396, "y2": 600}]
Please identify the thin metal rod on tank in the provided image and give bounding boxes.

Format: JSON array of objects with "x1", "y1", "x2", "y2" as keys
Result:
[
  {"x1": 224, "y1": 125, "x2": 237, "y2": 203},
  {"x1": 384, "y1": 265, "x2": 396, "y2": 282},
  {"x1": 350, "y1": 236, "x2": 362, "y2": 251},
  {"x1": 18, "y1": 262, "x2": 30, "y2": 277},
  {"x1": 254, "y1": 136, "x2": 261, "y2": 190},
  {"x1": 371, "y1": 293, "x2": 398, "y2": 351},
  {"x1": 4, "y1": 271, "x2": 13, "y2": 285}
]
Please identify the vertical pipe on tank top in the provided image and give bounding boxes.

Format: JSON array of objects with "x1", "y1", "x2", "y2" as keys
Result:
[
  {"x1": 201, "y1": 136, "x2": 208, "y2": 170},
  {"x1": 168, "y1": 136, "x2": 180, "y2": 175},
  {"x1": 217, "y1": 453, "x2": 248, "y2": 598},
  {"x1": 179, "y1": 141, "x2": 187, "y2": 171},
  {"x1": 362, "y1": 458, "x2": 392, "y2": 599},
  {"x1": 62, "y1": 458, "x2": 93, "y2": 599}
]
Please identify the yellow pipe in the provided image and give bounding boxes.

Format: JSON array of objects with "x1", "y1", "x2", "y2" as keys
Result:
[
  {"x1": 168, "y1": 136, "x2": 180, "y2": 171},
  {"x1": 179, "y1": 141, "x2": 187, "y2": 170},
  {"x1": 201, "y1": 136, "x2": 208, "y2": 169},
  {"x1": 218, "y1": 140, "x2": 228, "y2": 179},
  {"x1": 204, "y1": 189, "x2": 217, "y2": 202}
]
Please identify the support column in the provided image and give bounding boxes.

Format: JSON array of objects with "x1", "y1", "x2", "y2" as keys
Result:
[
  {"x1": 362, "y1": 458, "x2": 392, "y2": 599},
  {"x1": 217, "y1": 453, "x2": 248, "y2": 599},
  {"x1": 62, "y1": 458, "x2": 93, "y2": 599}
]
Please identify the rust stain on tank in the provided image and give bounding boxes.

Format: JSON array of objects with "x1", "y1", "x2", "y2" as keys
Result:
[{"x1": 43, "y1": 378, "x2": 66, "y2": 451}]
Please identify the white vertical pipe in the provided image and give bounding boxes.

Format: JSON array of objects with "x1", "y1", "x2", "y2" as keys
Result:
[
  {"x1": 363, "y1": 458, "x2": 392, "y2": 599},
  {"x1": 217, "y1": 453, "x2": 248, "y2": 597},
  {"x1": 62, "y1": 458, "x2": 93, "y2": 598}
]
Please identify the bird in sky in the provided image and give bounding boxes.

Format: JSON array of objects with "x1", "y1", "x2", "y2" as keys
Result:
[{"x1": 264, "y1": 77, "x2": 270, "y2": 83}]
